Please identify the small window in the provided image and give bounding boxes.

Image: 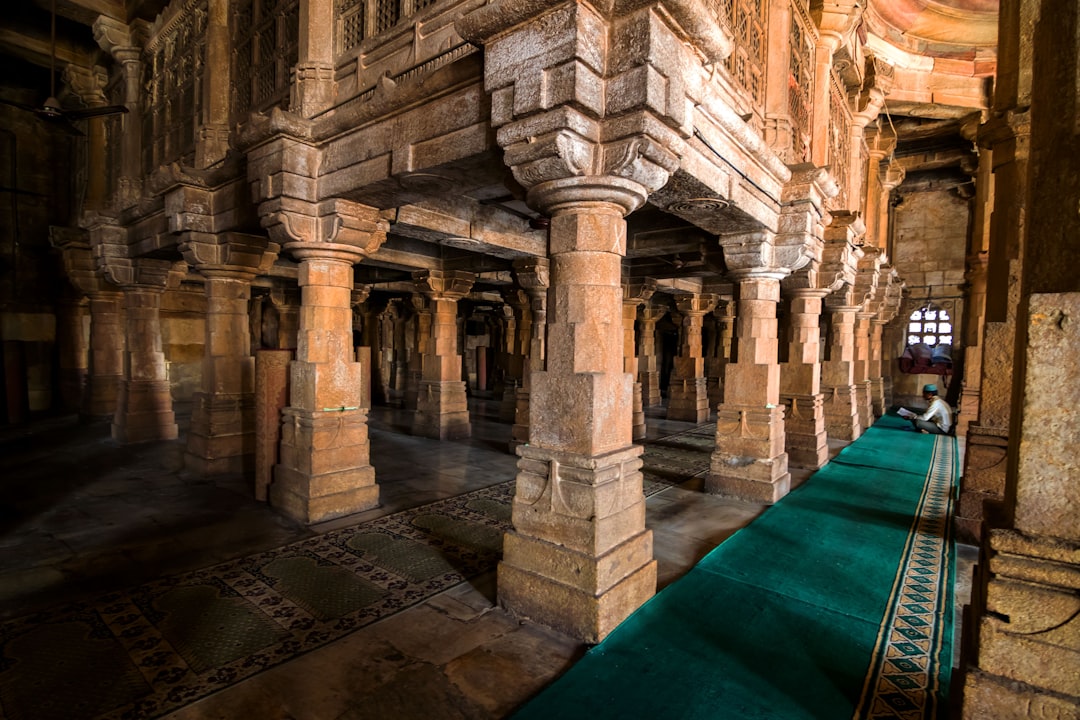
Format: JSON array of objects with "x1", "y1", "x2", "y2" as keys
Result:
[{"x1": 906, "y1": 305, "x2": 952, "y2": 350}]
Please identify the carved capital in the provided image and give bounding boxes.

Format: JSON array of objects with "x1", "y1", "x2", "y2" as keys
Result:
[
  {"x1": 852, "y1": 54, "x2": 895, "y2": 130},
  {"x1": 854, "y1": 246, "x2": 884, "y2": 310},
  {"x1": 263, "y1": 198, "x2": 388, "y2": 262},
  {"x1": 351, "y1": 284, "x2": 372, "y2": 307},
  {"x1": 719, "y1": 230, "x2": 794, "y2": 279},
  {"x1": 819, "y1": 235, "x2": 863, "y2": 298},
  {"x1": 102, "y1": 257, "x2": 186, "y2": 291},
  {"x1": 674, "y1": 292, "x2": 718, "y2": 317},
  {"x1": 622, "y1": 278, "x2": 657, "y2": 306},
  {"x1": 179, "y1": 232, "x2": 280, "y2": 278},
  {"x1": 63, "y1": 65, "x2": 109, "y2": 107},
  {"x1": 92, "y1": 16, "x2": 138, "y2": 58},
  {"x1": 413, "y1": 270, "x2": 475, "y2": 301}
]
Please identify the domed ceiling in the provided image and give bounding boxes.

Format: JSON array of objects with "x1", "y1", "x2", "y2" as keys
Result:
[{"x1": 866, "y1": 0, "x2": 998, "y2": 60}]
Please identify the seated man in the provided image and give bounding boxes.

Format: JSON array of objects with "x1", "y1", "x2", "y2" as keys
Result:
[{"x1": 900, "y1": 384, "x2": 953, "y2": 435}]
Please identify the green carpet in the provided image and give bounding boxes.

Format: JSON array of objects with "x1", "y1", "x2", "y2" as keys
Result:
[{"x1": 514, "y1": 413, "x2": 957, "y2": 720}]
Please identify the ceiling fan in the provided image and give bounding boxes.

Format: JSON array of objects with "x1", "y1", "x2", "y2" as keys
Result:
[{"x1": 0, "y1": 0, "x2": 128, "y2": 130}]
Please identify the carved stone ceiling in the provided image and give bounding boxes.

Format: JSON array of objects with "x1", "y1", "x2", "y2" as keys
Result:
[{"x1": 866, "y1": 0, "x2": 998, "y2": 60}]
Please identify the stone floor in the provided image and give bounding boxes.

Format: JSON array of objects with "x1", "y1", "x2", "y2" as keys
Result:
[{"x1": 0, "y1": 399, "x2": 975, "y2": 719}]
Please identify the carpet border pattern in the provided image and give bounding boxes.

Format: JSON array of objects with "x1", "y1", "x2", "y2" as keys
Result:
[{"x1": 854, "y1": 433, "x2": 956, "y2": 720}]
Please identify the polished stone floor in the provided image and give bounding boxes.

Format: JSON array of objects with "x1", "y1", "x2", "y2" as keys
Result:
[{"x1": 0, "y1": 399, "x2": 974, "y2": 719}]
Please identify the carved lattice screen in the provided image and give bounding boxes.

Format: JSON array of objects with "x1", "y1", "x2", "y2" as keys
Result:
[
  {"x1": 828, "y1": 73, "x2": 852, "y2": 210},
  {"x1": 788, "y1": 5, "x2": 814, "y2": 163},
  {"x1": 337, "y1": 0, "x2": 442, "y2": 54},
  {"x1": 142, "y1": 0, "x2": 207, "y2": 175},
  {"x1": 719, "y1": 0, "x2": 766, "y2": 111},
  {"x1": 232, "y1": 0, "x2": 299, "y2": 121}
]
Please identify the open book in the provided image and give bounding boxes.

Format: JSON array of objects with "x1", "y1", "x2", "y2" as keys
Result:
[{"x1": 897, "y1": 407, "x2": 917, "y2": 419}]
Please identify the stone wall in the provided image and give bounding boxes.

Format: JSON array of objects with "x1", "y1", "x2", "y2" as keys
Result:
[
  {"x1": 161, "y1": 284, "x2": 206, "y2": 403},
  {"x1": 888, "y1": 189, "x2": 969, "y2": 407}
]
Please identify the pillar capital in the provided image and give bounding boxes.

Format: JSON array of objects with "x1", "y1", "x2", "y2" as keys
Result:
[
  {"x1": 351, "y1": 284, "x2": 371, "y2": 307},
  {"x1": 62, "y1": 64, "x2": 109, "y2": 107},
  {"x1": 102, "y1": 257, "x2": 186, "y2": 292},
  {"x1": 527, "y1": 177, "x2": 650, "y2": 220},
  {"x1": 92, "y1": 16, "x2": 143, "y2": 58},
  {"x1": 413, "y1": 270, "x2": 475, "y2": 301},
  {"x1": 263, "y1": 199, "x2": 387, "y2": 264},
  {"x1": 719, "y1": 230, "x2": 793, "y2": 278},
  {"x1": 180, "y1": 232, "x2": 281, "y2": 279},
  {"x1": 674, "y1": 292, "x2": 718, "y2": 316},
  {"x1": 851, "y1": 54, "x2": 894, "y2": 130},
  {"x1": 622, "y1": 279, "x2": 657, "y2": 307}
]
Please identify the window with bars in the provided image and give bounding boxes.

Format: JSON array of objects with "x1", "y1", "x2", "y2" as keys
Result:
[
  {"x1": 232, "y1": 0, "x2": 298, "y2": 120},
  {"x1": 907, "y1": 306, "x2": 953, "y2": 347},
  {"x1": 788, "y1": 10, "x2": 813, "y2": 162},
  {"x1": 828, "y1": 75, "x2": 851, "y2": 209}
]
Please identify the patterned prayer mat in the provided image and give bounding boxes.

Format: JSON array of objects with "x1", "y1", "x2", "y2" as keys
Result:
[{"x1": 0, "y1": 429, "x2": 714, "y2": 720}]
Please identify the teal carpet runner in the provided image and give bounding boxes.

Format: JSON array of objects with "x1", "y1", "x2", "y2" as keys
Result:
[{"x1": 514, "y1": 414, "x2": 957, "y2": 720}]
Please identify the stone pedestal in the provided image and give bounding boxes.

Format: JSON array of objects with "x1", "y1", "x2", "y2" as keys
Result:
[
  {"x1": 779, "y1": 289, "x2": 829, "y2": 469},
  {"x1": 412, "y1": 270, "x2": 474, "y2": 440},
  {"x1": 623, "y1": 281, "x2": 655, "y2": 440},
  {"x1": 112, "y1": 262, "x2": 179, "y2": 444},
  {"x1": 667, "y1": 294, "x2": 717, "y2": 423},
  {"x1": 499, "y1": 179, "x2": 655, "y2": 643},
  {"x1": 707, "y1": 272, "x2": 790, "y2": 503},
  {"x1": 821, "y1": 304, "x2": 862, "y2": 441},
  {"x1": 637, "y1": 303, "x2": 665, "y2": 408},
  {"x1": 271, "y1": 240, "x2": 382, "y2": 524}
]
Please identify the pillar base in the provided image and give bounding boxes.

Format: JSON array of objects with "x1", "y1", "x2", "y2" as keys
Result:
[
  {"x1": 413, "y1": 380, "x2": 471, "y2": 440},
  {"x1": 272, "y1": 406, "x2": 378, "y2": 524},
  {"x1": 962, "y1": 530, "x2": 1080, "y2": 717},
  {"x1": 639, "y1": 370, "x2": 662, "y2": 408},
  {"x1": 781, "y1": 393, "x2": 828, "y2": 469},
  {"x1": 822, "y1": 384, "x2": 862, "y2": 441},
  {"x1": 956, "y1": 425, "x2": 1010, "y2": 544},
  {"x1": 705, "y1": 405, "x2": 790, "y2": 503},
  {"x1": 667, "y1": 377, "x2": 710, "y2": 423},
  {"x1": 856, "y1": 380, "x2": 874, "y2": 431},
  {"x1": 869, "y1": 377, "x2": 886, "y2": 417},
  {"x1": 499, "y1": 443, "x2": 655, "y2": 643},
  {"x1": 112, "y1": 380, "x2": 178, "y2": 443},
  {"x1": 510, "y1": 387, "x2": 530, "y2": 452},
  {"x1": 184, "y1": 392, "x2": 254, "y2": 474}
]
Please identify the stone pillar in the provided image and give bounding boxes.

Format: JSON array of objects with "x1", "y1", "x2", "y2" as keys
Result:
[
  {"x1": 110, "y1": 260, "x2": 182, "y2": 444},
  {"x1": 500, "y1": 291, "x2": 530, "y2": 423},
  {"x1": 868, "y1": 319, "x2": 886, "y2": 416},
  {"x1": 706, "y1": 298, "x2": 735, "y2": 410},
  {"x1": 260, "y1": 200, "x2": 387, "y2": 524},
  {"x1": 83, "y1": 290, "x2": 126, "y2": 419},
  {"x1": 667, "y1": 293, "x2": 717, "y2": 423},
  {"x1": 821, "y1": 303, "x2": 862, "y2": 441},
  {"x1": 707, "y1": 268, "x2": 791, "y2": 503},
  {"x1": 622, "y1": 280, "x2": 656, "y2": 440},
  {"x1": 62, "y1": 65, "x2": 110, "y2": 212},
  {"x1": 959, "y1": 112, "x2": 1030, "y2": 545},
  {"x1": 809, "y1": 1, "x2": 862, "y2": 166},
  {"x1": 637, "y1": 302, "x2": 665, "y2": 408},
  {"x1": 404, "y1": 294, "x2": 428, "y2": 411},
  {"x1": 510, "y1": 259, "x2": 549, "y2": 452},
  {"x1": 779, "y1": 288, "x2": 830, "y2": 469},
  {"x1": 412, "y1": 270, "x2": 474, "y2": 440},
  {"x1": 853, "y1": 312, "x2": 875, "y2": 430},
  {"x1": 499, "y1": 178, "x2": 656, "y2": 643},
  {"x1": 92, "y1": 18, "x2": 143, "y2": 208},
  {"x1": 291, "y1": 0, "x2": 336, "y2": 117},
  {"x1": 55, "y1": 296, "x2": 89, "y2": 413},
  {"x1": 181, "y1": 232, "x2": 280, "y2": 474},
  {"x1": 195, "y1": 0, "x2": 231, "y2": 167}
]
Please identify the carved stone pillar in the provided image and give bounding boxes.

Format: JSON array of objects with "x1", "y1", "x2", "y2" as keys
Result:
[
  {"x1": 853, "y1": 312, "x2": 875, "y2": 430},
  {"x1": 500, "y1": 290, "x2": 530, "y2": 423},
  {"x1": 779, "y1": 288, "x2": 830, "y2": 469},
  {"x1": 291, "y1": 0, "x2": 336, "y2": 117},
  {"x1": 404, "y1": 294, "x2": 428, "y2": 411},
  {"x1": 622, "y1": 280, "x2": 656, "y2": 439},
  {"x1": 92, "y1": 17, "x2": 143, "y2": 208},
  {"x1": 959, "y1": 112, "x2": 1030, "y2": 545},
  {"x1": 637, "y1": 302, "x2": 665, "y2": 408},
  {"x1": 706, "y1": 298, "x2": 735, "y2": 410},
  {"x1": 667, "y1": 293, "x2": 717, "y2": 423},
  {"x1": 707, "y1": 264, "x2": 790, "y2": 503},
  {"x1": 63, "y1": 65, "x2": 110, "y2": 212},
  {"x1": 500, "y1": 178, "x2": 656, "y2": 643},
  {"x1": 260, "y1": 199, "x2": 388, "y2": 524},
  {"x1": 511, "y1": 258, "x2": 549, "y2": 452},
  {"x1": 181, "y1": 232, "x2": 280, "y2": 474},
  {"x1": 868, "y1": 319, "x2": 886, "y2": 416},
  {"x1": 809, "y1": 2, "x2": 863, "y2": 167},
  {"x1": 412, "y1": 270, "x2": 474, "y2": 440},
  {"x1": 821, "y1": 302, "x2": 862, "y2": 441},
  {"x1": 107, "y1": 259, "x2": 182, "y2": 444},
  {"x1": 195, "y1": 0, "x2": 231, "y2": 167}
]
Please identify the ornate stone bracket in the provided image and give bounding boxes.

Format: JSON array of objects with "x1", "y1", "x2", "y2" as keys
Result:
[{"x1": 263, "y1": 198, "x2": 388, "y2": 261}]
